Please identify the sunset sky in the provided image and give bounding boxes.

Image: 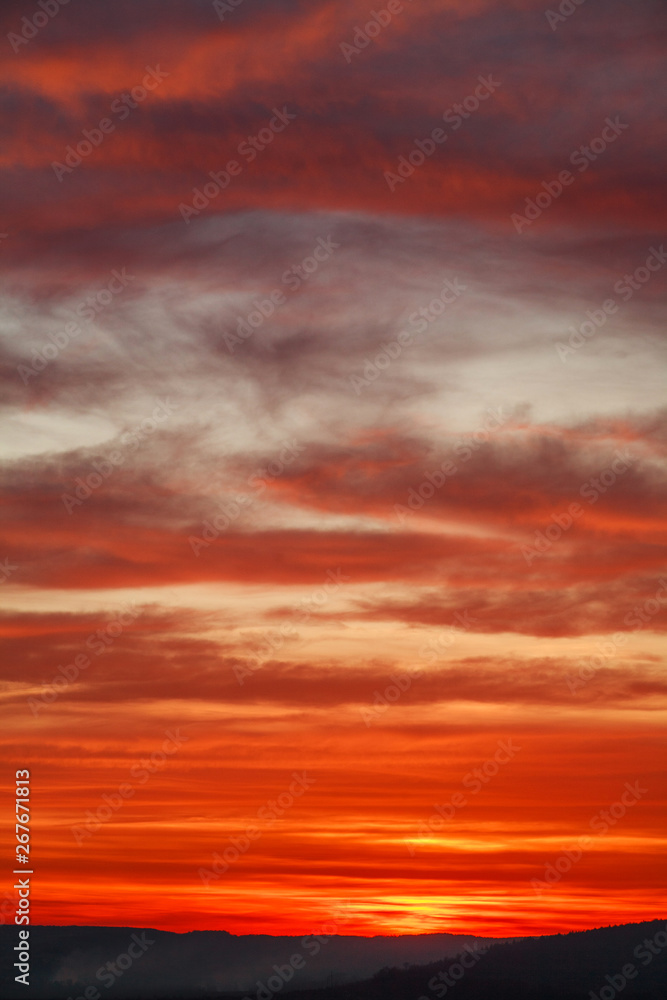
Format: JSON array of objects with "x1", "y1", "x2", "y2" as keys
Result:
[{"x1": 1, "y1": 0, "x2": 666, "y2": 939}]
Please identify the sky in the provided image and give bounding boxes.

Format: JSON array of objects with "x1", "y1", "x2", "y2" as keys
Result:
[{"x1": 0, "y1": 0, "x2": 666, "y2": 939}]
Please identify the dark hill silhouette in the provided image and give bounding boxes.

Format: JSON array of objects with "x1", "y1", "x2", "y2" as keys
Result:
[
  {"x1": 1, "y1": 919, "x2": 665, "y2": 999},
  {"x1": 296, "y1": 920, "x2": 667, "y2": 1000},
  {"x1": 0, "y1": 924, "x2": 506, "y2": 998}
]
